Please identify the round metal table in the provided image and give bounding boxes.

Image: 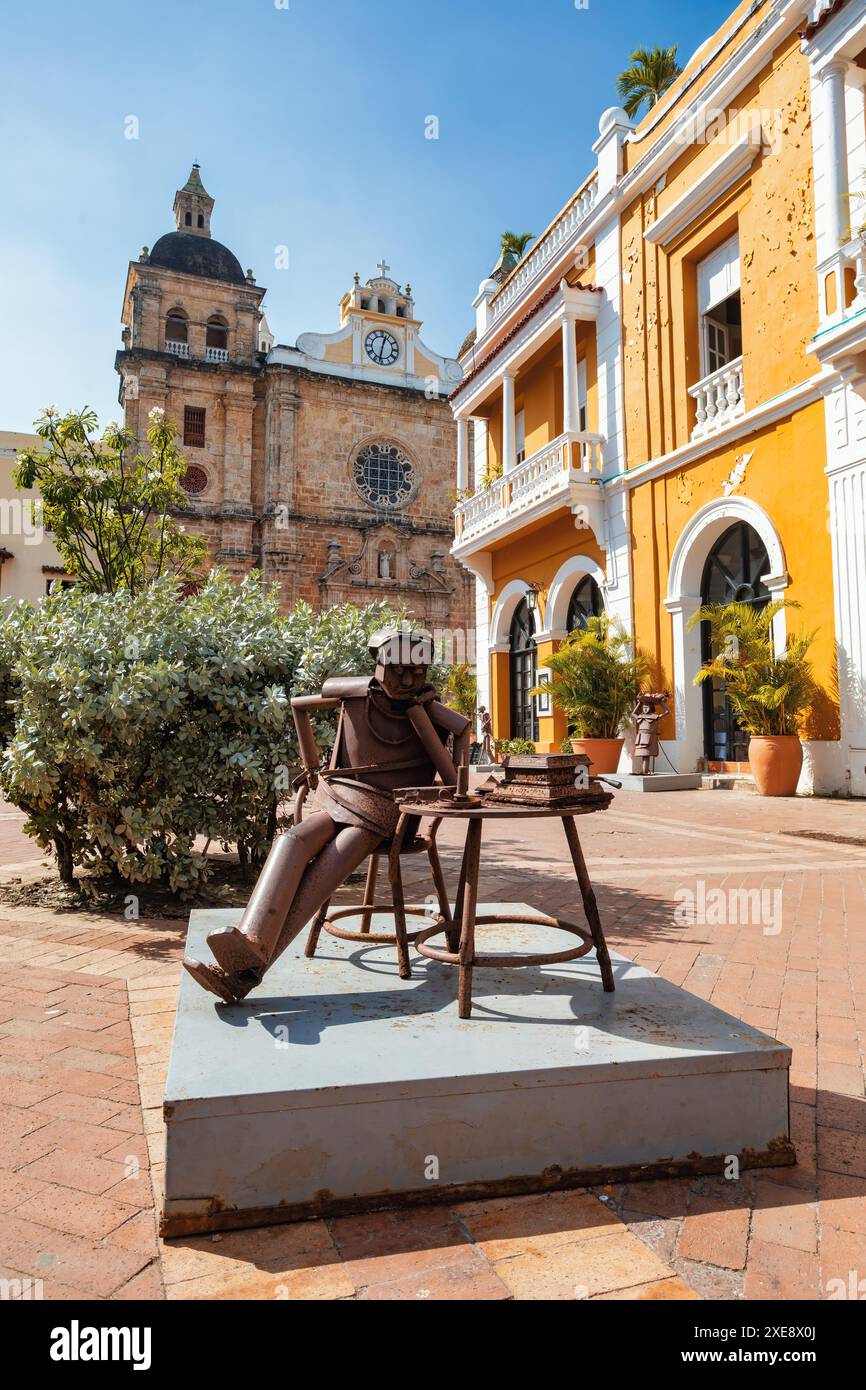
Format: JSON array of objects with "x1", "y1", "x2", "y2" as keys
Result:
[{"x1": 388, "y1": 795, "x2": 615, "y2": 1019}]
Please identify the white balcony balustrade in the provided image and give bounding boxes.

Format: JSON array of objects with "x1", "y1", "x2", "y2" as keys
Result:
[
  {"x1": 165, "y1": 339, "x2": 190, "y2": 358},
  {"x1": 454, "y1": 430, "x2": 604, "y2": 549},
  {"x1": 843, "y1": 231, "x2": 866, "y2": 312},
  {"x1": 206, "y1": 346, "x2": 229, "y2": 363},
  {"x1": 688, "y1": 356, "x2": 745, "y2": 440},
  {"x1": 490, "y1": 177, "x2": 599, "y2": 325}
]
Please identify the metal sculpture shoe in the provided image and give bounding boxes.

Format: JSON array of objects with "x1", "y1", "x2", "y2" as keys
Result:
[
  {"x1": 181, "y1": 956, "x2": 262, "y2": 1005},
  {"x1": 206, "y1": 926, "x2": 269, "y2": 977}
]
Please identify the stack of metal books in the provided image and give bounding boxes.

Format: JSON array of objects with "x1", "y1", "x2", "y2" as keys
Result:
[{"x1": 484, "y1": 752, "x2": 605, "y2": 806}]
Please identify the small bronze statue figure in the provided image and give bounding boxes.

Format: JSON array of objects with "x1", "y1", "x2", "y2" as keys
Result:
[
  {"x1": 478, "y1": 705, "x2": 496, "y2": 764},
  {"x1": 632, "y1": 691, "x2": 670, "y2": 775},
  {"x1": 183, "y1": 627, "x2": 471, "y2": 1004}
]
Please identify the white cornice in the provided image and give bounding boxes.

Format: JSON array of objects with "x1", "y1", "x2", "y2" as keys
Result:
[
  {"x1": 469, "y1": 1, "x2": 811, "y2": 348},
  {"x1": 450, "y1": 283, "x2": 602, "y2": 412},
  {"x1": 644, "y1": 131, "x2": 763, "y2": 246},
  {"x1": 622, "y1": 0, "x2": 810, "y2": 202},
  {"x1": 266, "y1": 346, "x2": 455, "y2": 395},
  {"x1": 604, "y1": 370, "x2": 829, "y2": 496},
  {"x1": 808, "y1": 305, "x2": 866, "y2": 366}
]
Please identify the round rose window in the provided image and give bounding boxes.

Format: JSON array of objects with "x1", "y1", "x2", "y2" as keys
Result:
[
  {"x1": 352, "y1": 442, "x2": 414, "y2": 508},
  {"x1": 181, "y1": 464, "x2": 208, "y2": 495}
]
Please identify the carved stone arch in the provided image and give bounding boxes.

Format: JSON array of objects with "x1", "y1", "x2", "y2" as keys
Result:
[
  {"x1": 663, "y1": 495, "x2": 788, "y2": 770},
  {"x1": 545, "y1": 553, "x2": 608, "y2": 636}
]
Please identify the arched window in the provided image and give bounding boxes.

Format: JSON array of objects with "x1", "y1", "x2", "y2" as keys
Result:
[
  {"x1": 700, "y1": 521, "x2": 770, "y2": 764},
  {"x1": 567, "y1": 574, "x2": 604, "y2": 632},
  {"x1": 378, "y1": 298, "x2": 387, "y2": 313},
  {"x1": 206, "y1": 316, "x2": 228, "y2": 362},
  {"x1": 197, "y1": 213, "x2": 204, "y2": 228},
  {"x1": 184, "y1": 211, "x2": 192, "y2": 227},
  {"x1": 165, "y1": 310, "x2": 189, "y2": 354},
  {"x1": 509, "y1": 599, "x2": 538, "y2": 744},
  {"x1": 206, "y1": 316, "x2": 228, "y2": 350}
]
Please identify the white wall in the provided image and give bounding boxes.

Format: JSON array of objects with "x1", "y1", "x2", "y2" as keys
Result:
[{"x1": 0, "y1": 433, "x2": 68, "y2": 603}]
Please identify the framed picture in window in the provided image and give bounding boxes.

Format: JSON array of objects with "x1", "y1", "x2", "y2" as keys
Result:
[{"x1": 535, "y1": 670, "x2": 552, "y2": 717}]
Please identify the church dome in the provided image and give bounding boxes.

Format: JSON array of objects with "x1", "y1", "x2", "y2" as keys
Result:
[{"x1": 148, "y1": 231, "x2": 246, "y2": 285}]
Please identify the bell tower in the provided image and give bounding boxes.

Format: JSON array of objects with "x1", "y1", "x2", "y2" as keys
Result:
[{"x1": 172, "y1": 163, "x2": 214, "y2": 238}]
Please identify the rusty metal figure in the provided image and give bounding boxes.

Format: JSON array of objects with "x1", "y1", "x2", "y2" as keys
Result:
[
  {"x1": 631, "y1": 691, "x2": 670, "y2": 775},
  {"x1": 182, "y1": 627, "x2": 471, "y2": 1004},
  {"x1": 478, "y1": 706, "x2": 496, "y2": 764}
]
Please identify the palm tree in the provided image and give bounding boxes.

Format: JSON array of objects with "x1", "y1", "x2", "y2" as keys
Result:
[
  {"x1": 499, "y1": 230, "x2": 534, "y2": 259},
  {"x1": 616, "y1": 46, "x2": 682, "y2": 120}
]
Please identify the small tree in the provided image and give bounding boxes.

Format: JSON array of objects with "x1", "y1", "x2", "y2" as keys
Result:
[
  {"x1": 14, "y1": 406, "x2": 206, "y2": 595},
  {"x1": 441, "y1": 663, "x2": 478, "y2": 720},
  {"x1": 616, "y1": 46, "x2": 682, "y2": 120},
  {"x1": 499, "y1": 231, "x2": 534, "y2": 259},
  {"x1": 688, "y1": 600, "x2": 816, "y2": 737},
  {"x1": 533, "y1": 615, "x2": 648, "y2": 739}
]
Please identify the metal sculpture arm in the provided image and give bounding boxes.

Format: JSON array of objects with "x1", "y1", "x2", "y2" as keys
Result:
[{"x1": 291, "y1": 695, "x2": 340, "y2": 821}]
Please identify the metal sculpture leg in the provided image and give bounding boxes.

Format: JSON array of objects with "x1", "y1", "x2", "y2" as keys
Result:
[
  {"x1": 562, "y1": 815, "x2": 615, "y2": 993},
  {"x1": 388, "y1": 814, "x2": 412, "y2": 980},
  {"x1": 457, "y1": 818, "x2": 483, "y2": 1019},
  {"x1": 303, "y1": 898, "x2": 331, "y2": 959},
  {"x1": 426, "y1": 824, "x2": 453, "y2": 936},
  {"x1": 359, "y1": 854, "x2": 380, "y2": 934},
  {"x1": 448, "y1": 830, "x2": 469, "y2": 955},
  {"x1": 269, "y1": 824, "x2": 383, "y2": 968}
]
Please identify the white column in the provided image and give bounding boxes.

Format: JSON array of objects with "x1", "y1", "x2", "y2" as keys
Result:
[
  {"x1": 456, "y1": 416, "x2": 469, "y2": 492},
  {"x1": 561, "y1": 312, "x2": 580, "y2": 435},
  {"x1": 822, "y1": 61, "x2": 851, "y2": 248},
  {"x1": 501, "y1": 371, "x2": 516, "y2": 473}
]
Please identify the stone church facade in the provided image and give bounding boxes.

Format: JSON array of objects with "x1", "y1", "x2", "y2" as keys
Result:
[{"x1": 115, "y1": 166, "x2": 471, "y2": 639}]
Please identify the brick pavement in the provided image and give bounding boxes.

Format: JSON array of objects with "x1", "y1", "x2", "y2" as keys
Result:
[{"x1": 0, "y1": 789, "x2": 863, "y2": 1300}]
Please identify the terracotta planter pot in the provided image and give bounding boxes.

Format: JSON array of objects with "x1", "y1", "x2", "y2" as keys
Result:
[
  {"x1": 748, "y1": 735, "x2": 803, "y2": 797},
  {"x1": 570, "y1": 737, "x2": 624, "y2": 774}
]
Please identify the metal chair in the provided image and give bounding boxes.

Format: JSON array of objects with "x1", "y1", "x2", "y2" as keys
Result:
[{"x1": 303, "y1": 816, "x2": 451, "y2": 979}]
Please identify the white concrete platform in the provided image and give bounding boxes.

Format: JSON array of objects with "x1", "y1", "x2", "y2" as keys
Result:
[
  {"x1": 162, "y1": 904, "x2": 793, "y2": 1236},
  {"x1": 616, "y1": 773, "x2": 703, "y2": 792}
]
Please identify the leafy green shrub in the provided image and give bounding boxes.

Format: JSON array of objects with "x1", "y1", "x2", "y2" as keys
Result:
[
  {"x1": 0, "y1": 574, "x2": 400, "y2": 889},
  {"x1": 689, "y1": 600, "x2": 816, "y2": 737},
  {"x1": 441, "y1": 663, "x2": 477, "y2": 719},
  {"x1": 532, "y1": 615, "x2": 648, "y2": 739},
  {"x1": 495, "y1": 738, "x2": 536, "y2": 756}
]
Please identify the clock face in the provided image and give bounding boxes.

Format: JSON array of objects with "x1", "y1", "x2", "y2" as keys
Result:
[{"x1": 365, "y1": 329, "x2": 400, "y2": 367}]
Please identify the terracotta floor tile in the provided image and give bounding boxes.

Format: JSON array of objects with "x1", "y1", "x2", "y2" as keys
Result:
[
  {"x1": 491, "y1": 1229, "x2": 672, "y2": 1300},
  {"x1": 750, "y1": 1180, "x2": 817, "y2": 1253},
  {"x1": 457, "y1": 1188, "x2": 620, "y2": 1260},
  {"x1": 677, "y1": 1198, "x2": 750, "y2": 1269}
]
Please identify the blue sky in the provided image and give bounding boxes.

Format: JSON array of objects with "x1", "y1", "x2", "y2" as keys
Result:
[{"x1": 0, "y1": 0, "x2": 733, "y2": 431}]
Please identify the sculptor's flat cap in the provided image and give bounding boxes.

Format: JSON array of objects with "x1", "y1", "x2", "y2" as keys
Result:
[{"x1": 368, "y1": 626, "x2": 434, "y2": 664}]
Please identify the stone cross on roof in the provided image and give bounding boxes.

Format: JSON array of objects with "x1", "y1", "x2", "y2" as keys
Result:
[{"x1": 376, "y1": 258, "x2": 391, "y2": 279}]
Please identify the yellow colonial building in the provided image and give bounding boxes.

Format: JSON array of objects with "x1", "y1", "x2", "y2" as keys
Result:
[{"x1": 451, "y1": 0, "x2": 866, "y2": 796}]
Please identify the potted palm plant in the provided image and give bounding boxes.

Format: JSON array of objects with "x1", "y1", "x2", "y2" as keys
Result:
[
  {"x1": 533, "y1": 615, "x2": 647, "y2": 773},
  {"x1": 689, "y1": 600, "x2": 815, "y2": 796}
]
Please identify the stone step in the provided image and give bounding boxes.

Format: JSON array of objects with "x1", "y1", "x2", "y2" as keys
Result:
[{"x1": 700, "y1": 773, "x2": 757, "y2": 792}]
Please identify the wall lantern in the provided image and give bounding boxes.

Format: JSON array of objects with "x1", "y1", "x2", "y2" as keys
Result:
[{"x1": 525, "y1": 584, "x2": 540, "y2": 614}]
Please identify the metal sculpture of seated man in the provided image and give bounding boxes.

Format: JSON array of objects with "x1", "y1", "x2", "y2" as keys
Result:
[{"x1": 183, "y1": 626, "x2": 471, "y2": 1004}]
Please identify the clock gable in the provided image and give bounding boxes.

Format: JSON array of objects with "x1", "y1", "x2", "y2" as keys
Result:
[{"x1": 279, "y1": 260, "x2": 463, "y2": 394}]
